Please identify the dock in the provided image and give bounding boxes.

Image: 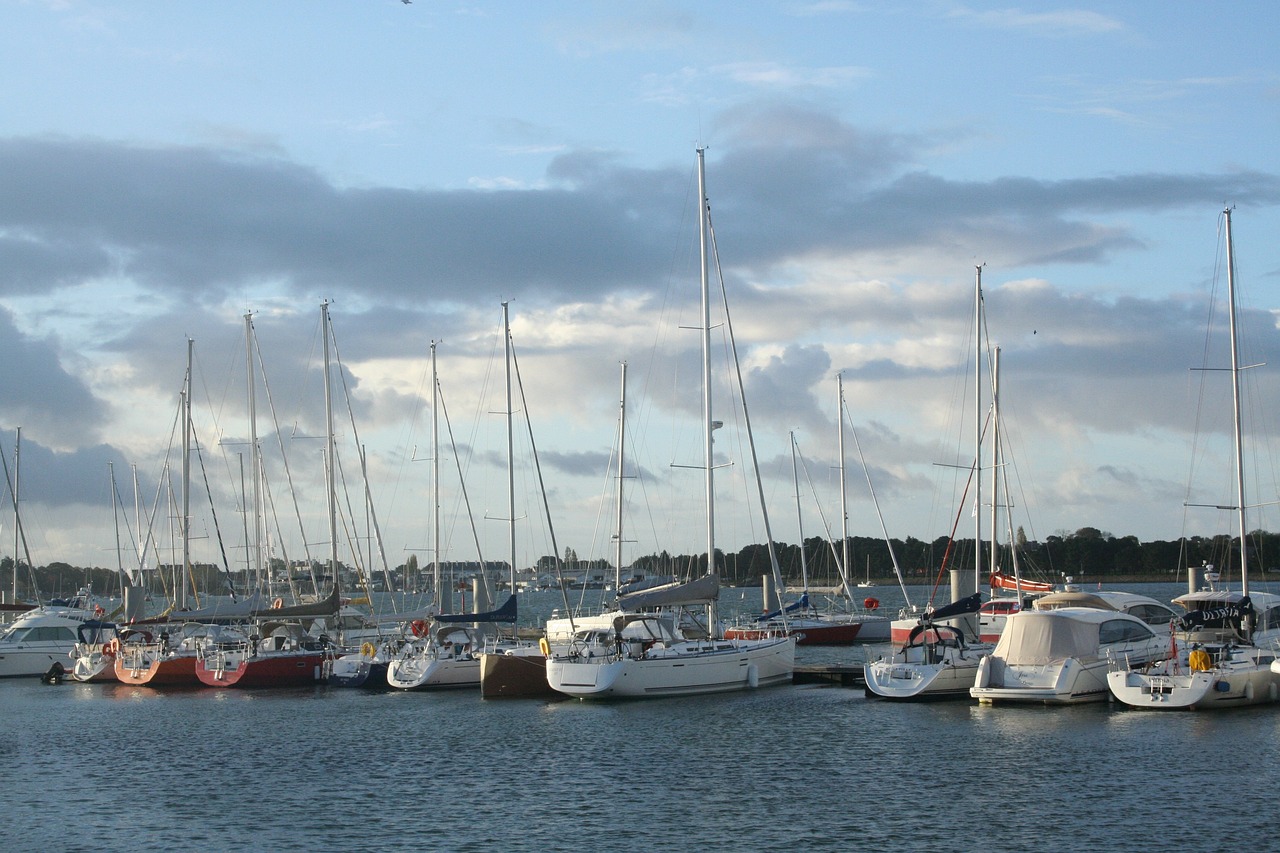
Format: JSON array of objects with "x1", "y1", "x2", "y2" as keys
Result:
[{"x1": 793, "y1": 664, "x2": 864, "y2": 688}]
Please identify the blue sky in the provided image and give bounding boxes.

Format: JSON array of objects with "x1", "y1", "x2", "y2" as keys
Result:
[{"x1": 2, "y1": 1, "x2": 1280, "y2": 577}]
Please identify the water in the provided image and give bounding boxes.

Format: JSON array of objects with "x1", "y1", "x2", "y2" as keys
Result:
[{"x1": 5, "y1": 582, "x2": 1280, "y2": 852}]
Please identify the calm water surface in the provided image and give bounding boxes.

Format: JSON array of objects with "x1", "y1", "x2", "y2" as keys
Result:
[{"x1": 5, "y1": 582, "x2": 1280, "y2": 853}]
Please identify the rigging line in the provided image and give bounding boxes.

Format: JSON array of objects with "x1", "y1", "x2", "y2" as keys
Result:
[
  {"x1": 327, "y1": 318, "x2": 392, "y2": 586},
  {"x1": 252, "y1": 325, "x2": 314, "y2": 566},
  {"x1": 509, "y1": 338, "x2": 574, "y2": 625},
  {"x1": 0, "y1": 433, "x2": 39, "y2": 603},
  {"x1": 706, "y1": 206, "x2": 786, "y2": 625},
  {"x1": 188, "y1": 420, "x2": 236, "y2": 600},
  {"x1": 841, "y1": 394, "x2": 911, "y2": 608},
  {"x1": 436, "y1": 371, "x2": 488, "y2": 575}
]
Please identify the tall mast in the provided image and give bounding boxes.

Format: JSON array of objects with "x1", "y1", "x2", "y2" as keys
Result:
[
  {"x1": 322, "y1": 302, "x2": 339, "y2": 586},
  {"x1": 791, "y1": 431, "x2": 809, "y2": 592},
  {"x1": 503, "y1": 302, "x2": 516, "y2": 594},
  {"x1": 181, "y1": 338, "x2": 193, "y2": 608},
  {"x1": 973, "y1": 265, "x2": 984, "y2": 596},
  {"x1": 990, "y1": 346, "x2": 1001, "y2": 580},
  {"x1": 696, "y1": 146, "x2": 720, "y2": 644},
  {"x1": 1224, "y1": 208, "x2": 1248, "y2": 594},
  {"x1": 244, "y1": 311, "x2": 264, "y2": 592},
  {"x1": 11, "y1": 427, "x2": 18, "y2": 602},
  {"x1": 614, "y1": 361, "x2": 627, "y2": 589},
  {"x1": 431, "y1": 341, "x2": 441, "y2": 608},
  {"x1": 838, "y1": 373, "x2": 849, "y2": 590}
]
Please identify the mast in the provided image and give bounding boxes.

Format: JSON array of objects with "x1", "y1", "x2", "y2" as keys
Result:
[
  {"x1": 181, "y1": 338, "x2": 193, "y2": 609},
  {"x1": 838, "y1": 373, "x2": 849, "y2": 593},
  {"x1": 614, "y1": 361, "x2": 627, "y2": 589},
  {"x1": 990, "y1": 346, "x2": 1001, "y2": 580},
  {"x1": 1224, "y1": 208, "x2": 1248, "y2": 595},
  {"x1": 790, "y1": 431, "x2": 809, "y2": 592},
  {"x1": 11, "y1": 427, "x2": 17, "y2": 603},
  {"x1": 697, "y1": 147, "x2": 718, "y2": 635},
  {"x1": 431, "y1": 341, "x2": 442, "y2": 609},
  {"x1": 973, "y1": 265, "x2": 984, "y2": 596},
  {"x1": 503, "y1": 302, "x2": 516, "y2": 596},
  {"x1": 244, "y1": 311, "x2": 264, "y2": 594},
  {"x1": 321, "y1": 302, "x2": 339, "y2": 588}
]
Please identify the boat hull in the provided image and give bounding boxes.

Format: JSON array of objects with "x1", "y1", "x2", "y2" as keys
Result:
[
  {"x1": 386, "y1": 653, "x2": 480, "y2": 690},
  {"x1": 196, "y1": 651, "x2": 326, "y2": 688},
  {"x1": 114, "y1": 651, "x2": 200, "y2": 686},
  {"x1": 546, "y1": 636, "x2": 795, "y2": 700},
  {"x1": 726, "y1": 615, "x2": 888, "y2": 646},
  {"x1": 479, "y1": 649, "x2": 559, "y2": 699},
  {"x1": 71, "y1": 651, "x2": 119, "y2": 682},
  {"x1": 1109, "y1": 647, "x2": 1280, "y2": 710}
]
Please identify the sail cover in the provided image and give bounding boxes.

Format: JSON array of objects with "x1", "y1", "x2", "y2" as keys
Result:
[
  {"x1": 1176, "y1": 596, "x2": 1251, "y2": 632},
  {"x1": 616, "y1": 573, "x2": 720, "y2": 610},
  {"x1": 757, "y1": 593, "x2": 810, "y2": 622},
  {"x1": 923, "y1": 592, "x2": 984, "y2": 623},
  {"x1": 435, "y1": 593, "x2": 518, "y2": 624}
]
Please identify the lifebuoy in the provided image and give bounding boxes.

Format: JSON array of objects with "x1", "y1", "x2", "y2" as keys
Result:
[
  {"x1": 538, "y1": 637, "x2": 551, "y2": 657},
  {"x1": 410, "y1": 620, "x2": 429, "y2": 638},
  {"x1": 864, "y1": 597, "x2": 880, "y2": 611},
  {"x1": 360, "y1": 641, "x2": 376, "y2": 658},
  {"x1": 104, "y1": 637, "x2": 120, "y2": 656},
  {"x1": 272, "y1": 597, "x2": 284, "y2": 610}
]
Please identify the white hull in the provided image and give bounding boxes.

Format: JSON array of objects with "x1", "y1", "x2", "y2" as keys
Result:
[
  {"x1": 387, "y1": 651, "x2": 480, "y2": 690},
  {"x1": 546, "y1": 636, "x2": 795, "y2": 700},
  {"x1": 971, "y1": 654, "x2": 1115, "y2": 704},
  {"x1": 1109, "y1": 646, "x2": 1280, "y2": 710},
  {"x1": 0, "y1": 607, "x2": 94, "y2": 678},
  {"x1": 864, "y1": 642, "x2": 991, "y2": 701}
]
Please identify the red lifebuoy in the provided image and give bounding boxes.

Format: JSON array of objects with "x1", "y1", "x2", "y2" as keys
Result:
[
  {"x1": 104, "y1": 637, "x2": 120, "y2": 656},
  {"x1": 864, "y1": 597, "x2": 880, "y2": 611},
  {"x1": 410, "y1": 620, "x2": 429, "y2": 638}
]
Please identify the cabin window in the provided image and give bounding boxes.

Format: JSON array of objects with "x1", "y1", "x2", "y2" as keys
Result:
[
  {"x1": 1263, "y1": 607, "x2": 1280, "y2": 632},
  {"x1": 1126, "y1": 604, "x2": 1178, "y2": 626},
  {"x1": 1099, "y1": 620, "x2": 1154, "y2": 645}
]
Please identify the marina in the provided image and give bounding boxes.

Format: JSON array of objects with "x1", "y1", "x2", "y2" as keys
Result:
[{"x1": 6, "y1": 584, "x2": 1280, "y2": 853}]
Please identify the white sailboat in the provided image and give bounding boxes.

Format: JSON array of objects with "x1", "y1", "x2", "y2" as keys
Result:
[
  {"x1": 1109, "y1": 208, "x2": 1280, "y2": 710},
  {"x1": 387, "y1": 332, "x2": 515, "y2": 691},
  {"x1": 871, "y1": 268, "x2": 998, "y2": 699},
  {"x1": 545, "y1": 148, "x2": 796, "y2": 699}
]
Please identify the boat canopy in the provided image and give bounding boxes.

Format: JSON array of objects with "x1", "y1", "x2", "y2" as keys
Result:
[
  {"x1": 993, "y1": 610, "x2": 1105, "y2": 665},
  {"x1": 435, "y1": 593, "x2": 518, "y2": 624},
  {"x1": 1034, "y1": 591, "x2": 1119, "y2": 612},
  {"x1": 616, "y1": 573, "x2": 720, "y2": 610}
]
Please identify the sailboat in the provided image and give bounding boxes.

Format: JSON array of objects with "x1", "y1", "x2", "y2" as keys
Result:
[
  {"x1": 869, "y1": 268, "x2": 1002, "y2": 699},
  {"x1": 387, "y1": 315, "x2": 519, "y2": 691},
  {"x1": 1109, "y1": 209, "x2": 1280, "y2": 710},
  {"x1": 545, "y1": 148, "x2": 796, "y2": 699},
  {"x1": 195, "y1": 302, "x2": 343, "y2": 688},
  {"x1": 481, "y1": 360, "x2": 634, "y2": 699}
]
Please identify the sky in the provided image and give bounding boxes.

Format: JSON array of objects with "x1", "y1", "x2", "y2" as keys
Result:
[{"x1": 2, "y1": 1, "x2": 1280, "y2": 578}]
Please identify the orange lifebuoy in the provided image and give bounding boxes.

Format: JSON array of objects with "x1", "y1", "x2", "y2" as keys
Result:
[
  {"x1": 272, "y1": 597, "x2": 284, "y2": 610},
  {"x1": 410, "y1": 620, "x2": 429, "y2": 638},
  {"x1": 104, "y1": 637, "x2": 121, "y2": 656},
  {"x1": 864, "y1": 597, "x2": 880, "y2": 611}
]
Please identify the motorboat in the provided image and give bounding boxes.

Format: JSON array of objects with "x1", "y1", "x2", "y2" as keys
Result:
[
  {"x1": 0, "y1": 598, "x2": 103, "y2": 678},
  {"x1": 971, "y1": 607, "x2": 1169, "y2": 704}
]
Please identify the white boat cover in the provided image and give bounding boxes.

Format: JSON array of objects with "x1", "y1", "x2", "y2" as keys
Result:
[{"x1": 992, "y1": 611, "x2": 1102, "y2": 665}]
